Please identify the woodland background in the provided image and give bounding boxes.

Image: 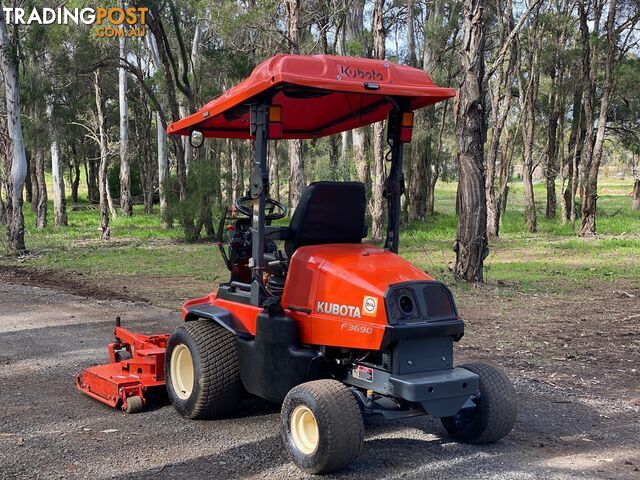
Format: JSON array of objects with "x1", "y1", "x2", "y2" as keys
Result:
[{"x1": 1, "y1": 0, "x2": 639, "y2": 285}]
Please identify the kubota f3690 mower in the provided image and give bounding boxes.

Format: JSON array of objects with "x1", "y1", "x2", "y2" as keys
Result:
[{"x1": 77, "y1": 54, "x2": 516, "y2": 474}]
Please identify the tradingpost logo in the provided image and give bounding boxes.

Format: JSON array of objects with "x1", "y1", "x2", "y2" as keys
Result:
[{"x1": 1, "y1": 5, "x2": 148, "y2": 38}]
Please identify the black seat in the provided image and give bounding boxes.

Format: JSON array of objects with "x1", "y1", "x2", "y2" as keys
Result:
[{"x1": 285, "y1": 181, "x2": 367, "y2": 257}]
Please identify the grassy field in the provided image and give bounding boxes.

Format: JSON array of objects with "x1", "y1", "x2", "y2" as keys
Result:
[{"x1": 1, "y1": 178, "x2": 639, "y2": 307}]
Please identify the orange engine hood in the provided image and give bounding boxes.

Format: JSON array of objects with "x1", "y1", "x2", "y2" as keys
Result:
[{"x1": 282, "y1": 244, "x2": 433, "y2": 319}]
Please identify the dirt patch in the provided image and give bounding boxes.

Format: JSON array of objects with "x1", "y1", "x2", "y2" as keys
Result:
[
  {"x1": 0, "y1": 265, "x2": 148, "y2": 304},
  {"x1": 454, "y1": 280, "x2": 640, "y2": 402}
]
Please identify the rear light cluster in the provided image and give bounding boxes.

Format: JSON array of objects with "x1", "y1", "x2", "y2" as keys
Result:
[
  {"x1": 268, "y1": 105, "x2": 283, "y2": 138},
  {"x1": 386, "y1": 282, "x2": 456, "y2": 324}
]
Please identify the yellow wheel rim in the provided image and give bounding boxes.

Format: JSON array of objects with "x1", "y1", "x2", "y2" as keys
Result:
[
  {"x1": 170, "y1": 344, "x2": 194, "y2": 400},
  {"x1": 290, "y1": 405, "x2": 319, "y2": 455}
]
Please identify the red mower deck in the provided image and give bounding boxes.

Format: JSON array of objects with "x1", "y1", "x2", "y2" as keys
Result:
[{"x1": 75, "y1": 318, "x2": 169, "y2": 413}]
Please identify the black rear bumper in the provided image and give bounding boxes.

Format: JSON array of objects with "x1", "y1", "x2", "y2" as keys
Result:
[
  {"x1": 381, "y1": 318, "x2": 464, "y2": 348},
  {"x1": 390, "y1": 367, "x2": 479, "y2": 417}
]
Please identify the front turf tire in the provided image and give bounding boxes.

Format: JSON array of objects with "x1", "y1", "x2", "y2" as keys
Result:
[
  {"x1": 281, "y1": 380, "x2": 364, "y2": 475},
  {"x1": 165, "y1": 320, "x2": 243, "y2": 419},
  {"x1": 441, "y1": 362, "x2": 517, "y2": 444}
]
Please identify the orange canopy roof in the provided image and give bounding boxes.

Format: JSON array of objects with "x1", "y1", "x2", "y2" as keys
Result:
[{"x1": 167, "y1": 54, "x2": 456, "y2": 140}]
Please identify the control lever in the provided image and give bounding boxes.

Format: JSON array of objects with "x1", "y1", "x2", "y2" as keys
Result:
[{"x1": 267, "y1": 250, "x2": 288, "y2": 271}]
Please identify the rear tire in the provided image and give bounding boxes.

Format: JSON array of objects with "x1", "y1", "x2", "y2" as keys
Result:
[
  {"x1": 441, "y1": 362, "x2": 517, "y2": 444},
  {"x1": 281, "y1": 380, "x2": 364, "y2": 474},
  {"x1": 165, "y1": 320, "x2": 243, "y2": 419}
]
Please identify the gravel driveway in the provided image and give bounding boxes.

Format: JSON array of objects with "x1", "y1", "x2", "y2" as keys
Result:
[{"x1": 1, "y1": 281, "x2": 638, "y2": 479}]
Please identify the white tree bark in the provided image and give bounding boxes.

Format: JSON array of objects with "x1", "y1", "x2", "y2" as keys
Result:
[
  {"x1": 0, "y1": 13, "x2": 28, "y2": 251},
  {"x1": 146, "y1": 33, "x2": 169, "y2": 223},
  {"x1": 179, "y1": 104, "x2": 192, "y2": 175},
  {"x1": 45, "y1": 52, "x2": 68, "y2": 226},
  {"x1": 157, "y1": 111, "x2": 168, "y2": 218},
  {"x1": 94, "y1": 69, "x2": 111, "y2": 240},
  {"x1": 288, "y1": 140, "x2": 305, "y2": 213},
  {"x1": 268, "y1": 141, "x2": 280, "y2": 201},
  {"x1": 119, "y1": 27, "x2": 132, "y2": 216}
]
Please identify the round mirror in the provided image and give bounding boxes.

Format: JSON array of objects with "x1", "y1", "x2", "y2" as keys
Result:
[{"x1": 190, "y1": 130, "x2": 204, "y2": 148}]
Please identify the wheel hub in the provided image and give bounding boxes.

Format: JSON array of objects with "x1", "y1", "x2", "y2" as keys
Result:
[
  {"x1": 170, "y1": 344, "x2": 194, "y2": 400},
  {"x1": 290, "y1": 405, "x2": 319, "y2": 455}
]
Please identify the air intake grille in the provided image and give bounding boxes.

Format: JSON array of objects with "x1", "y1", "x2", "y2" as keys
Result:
[
  {"x1": 388, "y1": 287, "x2": 421, "y2": 322},
  {"x1": 423, "y1": 284, "x2": 454, "y2": 319}
]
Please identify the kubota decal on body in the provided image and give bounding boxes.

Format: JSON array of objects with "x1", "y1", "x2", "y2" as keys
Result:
[{"x1": 316, "y1": 301, "x2": 361, "y2": 319}]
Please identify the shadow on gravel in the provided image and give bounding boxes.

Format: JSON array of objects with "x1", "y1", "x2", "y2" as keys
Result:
[{"x1": 114, "y1": 435, "x2": 286, "y2": 479}]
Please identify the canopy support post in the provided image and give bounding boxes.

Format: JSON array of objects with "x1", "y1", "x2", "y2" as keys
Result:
[
  {"x1": 384, "y1": 103, "x2": 408, "y2": 253},
  {"x1": 249, "y1": 102, "x2": 270, "y2": 306}
]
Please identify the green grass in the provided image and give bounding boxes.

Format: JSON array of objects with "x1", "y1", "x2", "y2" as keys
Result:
[
  {"x1": 1, "y1": 177, "x2": 639, "y2": 304},
  {"x1": 401, "y1": 179, "x2": 640, "y2": 293}
]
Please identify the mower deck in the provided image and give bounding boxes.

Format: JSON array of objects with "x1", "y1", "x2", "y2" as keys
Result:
[{"x1": 75, "y1": 319, "x2": 169, "y2": 413}]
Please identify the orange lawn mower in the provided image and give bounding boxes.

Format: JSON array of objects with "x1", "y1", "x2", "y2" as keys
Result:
[{"x1": 76, "y1": 54, "x2": 517, "y2": 474}]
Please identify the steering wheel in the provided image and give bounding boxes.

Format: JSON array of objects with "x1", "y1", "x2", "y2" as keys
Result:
[{"x1": 234, "y1": 196, "x2": 288, "y2": 220}]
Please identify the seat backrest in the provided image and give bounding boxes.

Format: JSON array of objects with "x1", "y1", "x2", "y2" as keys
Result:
[{"x1": 285, "y1": 181, "x2": 367, "y2": 257}]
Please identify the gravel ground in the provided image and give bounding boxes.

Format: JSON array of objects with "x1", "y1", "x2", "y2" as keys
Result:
[{"x1": 1, "y1": 281, "x2": 638, "y2": 479}]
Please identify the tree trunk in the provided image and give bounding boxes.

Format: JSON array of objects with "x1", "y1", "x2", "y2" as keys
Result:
[
  {"x1": 454, "y1": 0, "x2": 488, "y2": 283},
  {"x1": 576, "y1": 0, "x2": 601, "y2": 231},
  {"x1": 633, "y1": 179, "x2": 640, "y2": 211},
  {"x1": 156, "y1": 112, "x2": 168, "y2": 223},
  {"x1": 211, "y1": 141, "x2": 223, "y2": 212},
  {"x1": 146, "y1": 4, "x2": 195, "y2": 240},
  {"x1": 518, "y1": 33, "x2": 540, "y2": 234},
  {"x1": 46, "y1": 82, "x2": 68, "y2": 226},
  {"x1": 371, "y1": 122, "x2": 385, "y2": 240},
  {"x1": 328, "y1": 135, "x2": 339, "y2": 181},
  {"x1": 353, "y1": 127, "x2": 369, "y2": 192},
  {"x1": 340, "y1": 131, "x2": 350, "y2": 180},
  {"x1": 370, "y1": 0, "x2": 386, "y2": 241},
  {"x1": 545, "y1": 24, "x2": 567, "y2": 221},
  {"x1": 70, "y1": 147, "x2": 81, "y2": 204},
  {"x1": 1, "y1": 14, "x2": 28, "y2": 252},
  {"x1": 231, "y1": 141, "x2": 244, "y2": 200},
  {"x1": 0, "y1": 189, "x2": 5, "y2": 225},
  {"x1": 34, "y1": 148, "x2": 47, "y2": 229},
  {"x1": 497, "y1": 124, "x2": 513, "y2": 219},
  {"x1": 407, "y1": 0, "x2": 417, "y2": 66},
  {"x1": 146, "y1": 35, "x2": 169, "y2": 224},
  {"x1": 408, "y1": 142, "x2": 428, "y2": 221},
  {"x1": 486, "y1": 0, "x2": 515, "y2": 237},
  {"x1": 269, "y1": 141, "x2": 280, "y2": 201},
  {"x1": 136, "y1": 105, "x2": 154, "y2": 215},
  {"x1": 580, "y1": 0, "x2": 617, "y2": 237},
  {"x1": 562, "y1": 87, "x2": 583, "y2": 224},
  {"x1": 29, "y1": 151, "x2": 38, "y2": 213},
  {"x1": 87, "y1": 156, "x2": 99, "y2": 204},
  {"x1": 225, "y1": 139, "x2": 233, "y2": 205},
  {"x1": 94, "y1": 70, "x2": 110, "y2": 240},
  {"x1": 285, "y1": 0, "x2": 305, "y2": 214},
  {"x1": 118, "y1": 28, "x2": 132, "y2": 216},
  {"x1": 24, "y1": 152, "x2": 32, "y2": 204},
  {"x1": 288, "y1": 140, "x2": 305, "y2": 213}
]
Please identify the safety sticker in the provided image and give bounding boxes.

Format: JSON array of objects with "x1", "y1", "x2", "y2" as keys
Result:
[
  {"x1": 352, "y1": 365, "x2": 373, "y2": 383},
  {"x1": 362, "y1": 295, "x2": 378, "y2": 316}
]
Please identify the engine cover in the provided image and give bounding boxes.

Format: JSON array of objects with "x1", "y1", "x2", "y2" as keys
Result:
[{"x1": 282, "y1": 244, "x2": 452, "y2": 350}]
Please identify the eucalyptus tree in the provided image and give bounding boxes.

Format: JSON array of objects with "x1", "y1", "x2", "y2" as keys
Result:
[
  {"x1": 0, "y1": 8, "x2": 28, "y2": 252},
  {"x1": 119, "y1": 0, "x2": 132, "y2": 217},
  {"x1": 454, "y1": 0, "x2": 488, "y2": 282},
  {"x1": 285, "y1": 0, "x2": 305, "y2": 213},
  {"x1": 370, "y1": 0, "x2": 386, "y2": 240}
]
